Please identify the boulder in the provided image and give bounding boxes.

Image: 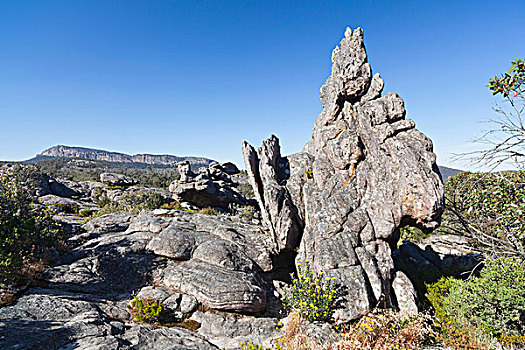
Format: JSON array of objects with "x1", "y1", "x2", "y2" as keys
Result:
[
  {"x1": 243, "y1": 27, "x2": 444, "y2": 321},
  {"x1": 39, "y1": 194, "x2": 86, "y2": 212},
  {"x1": 100, "y1": 172, "x2": 139, "y2": 187},
  {"x1": 169, "y1": 161, "x2": 250, "y2": 209},
  {"x1": 82, "y1": 212, "x2": 136, "y2": 234},
  {"x1": 419, "y1": 234, "x2": 481, "y2": 257},
  {"x1": 210, "y1": 161, "x2": 240, "y2": 175},
  {"x1": 190, "y1": 311, "x2": 280, "y2": 349},
  {"x1": 393, "y1": 240, "x2": 483, "y2": 300}
]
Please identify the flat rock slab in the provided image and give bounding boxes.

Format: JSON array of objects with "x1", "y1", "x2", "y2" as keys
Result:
[{"x1": 0, "y1": 289, "x2": 218, "y2": 350}]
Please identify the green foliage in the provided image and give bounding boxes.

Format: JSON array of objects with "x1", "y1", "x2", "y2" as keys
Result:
[
  {"x1": 427, "y1": 257, "x2": 525, "y2": 347},
  {"x1": 0, "y1": 169, "x2": 65, "y2": 277},
  {"x1": 438, "y1": 171, "x2": 525, "y2": 256},
  {"x1": 238, "y1": 205, "x2": 256, "y2": 220},
  {"x1": 487, "y1": 58, "x2": 524, "y2": 97},
  {"x1": 97, "y1": 197, "x2": 111, "y2": 208},
  {"x1": 399, "y1": 225, "x2": 430, "y2": 243},
  {"x1": 426, "y1": 276, "x2": 461, "y2": 326},
  {"x1": 118, "y1": 191, "x2": 167, "y2": 210},
  {"x1": 79, "y1": 208, "x2": 97, "y2": 217},
  {"x1": 130, "y1": 296, "x2": 163, "y2": 323},
  {"x1": 238, "y1": 182, "x2": 255, "y2": 199},
  {"x1": 85, "y1": 191, "x2": 167, "y2": 222},
  {"x1": 52, "y1": 202, "x2": 79, "y2": 214},
  {"x1": 283, "y1": 260, "x2": 337, "y2": 323},
  {"x1": 454, "y1": 257, "x2": 525, "y2": 337}
]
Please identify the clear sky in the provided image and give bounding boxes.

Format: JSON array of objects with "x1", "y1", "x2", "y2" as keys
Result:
[{"x1": 1, "y1": 0, "x2": 524, "y2": 170}]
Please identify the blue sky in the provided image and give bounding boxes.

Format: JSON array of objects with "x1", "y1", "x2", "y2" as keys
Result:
[{"x1": 1, "y1": 1, "x2": 524, "y2": 169}]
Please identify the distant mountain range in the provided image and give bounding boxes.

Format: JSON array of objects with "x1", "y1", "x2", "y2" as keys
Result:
[
  {"x1": 27, "y1": 145, "x2": 214, "y2": 168},
  {"x1": 438, "y1": 165, "x2": 462, "y2": 181},
  {"x1": 25, "y1": 145, "x2": 462, "y2": 180}
]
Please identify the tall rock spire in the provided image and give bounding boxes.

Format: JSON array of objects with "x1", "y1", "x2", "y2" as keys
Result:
[{"x1": 243, "y1": 27, "x2": 444, "y2": 320}]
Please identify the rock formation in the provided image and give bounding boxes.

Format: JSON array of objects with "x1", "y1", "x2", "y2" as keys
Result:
[
  {"x1": 243, "y1": 27, "x2": 444, "y2": 320},
  {"x1": 100, "y1": 172, "x2": 140, "y2": 187},
  {"x1": 169, "y1": 161, "x2": 251, "y2": 209}
]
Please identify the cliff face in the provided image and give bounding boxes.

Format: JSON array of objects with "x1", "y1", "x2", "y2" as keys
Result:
[{"x1": 40, "y1": 145, "x2": 214, "y2": 167}]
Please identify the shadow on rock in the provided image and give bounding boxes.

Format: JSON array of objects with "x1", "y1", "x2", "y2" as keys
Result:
[
  {"x1": 0, "y1": 319, "x2": 73, "y2": 350},
  {"x1": 393, "y1": 240, "x2": 484, "y2": 307}
]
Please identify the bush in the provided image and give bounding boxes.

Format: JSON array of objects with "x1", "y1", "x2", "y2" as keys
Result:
[
  {"x1": 130, "y1": 296, "x2": 163, "y2": 323},
  {"x1": 0, "y1": 169, "x2": 65, "y2": 277},
  {"x1": 79, "y1": 208, "x2": 98, "y2": 217},
  {"x1": 399, "y1": 225, "x2": 430, "y2": 243},
  {"x1": 239, "y1": 205, "x2": 256, "y2": 220},
  {"x1": 85, "y1": 191, "x2": 168, "y2": 222},
  {"x1": 283, "y1": 260, "x2": 337, "y2": 322},
  {"x1": 238, "y1": 182, "x2": 255, "y2": 199},
  {"x1": 427, "y1": 257, "x2": 525, "y2": 348},
  {"x1": 119, "y1": 191, "x2": 167, "y2": 210},
  {"x1": 438, "y1": 171, "x2": 525, "y2": 257}
]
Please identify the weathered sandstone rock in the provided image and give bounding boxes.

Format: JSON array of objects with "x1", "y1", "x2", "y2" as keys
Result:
[
  {"x1": 243, "y1": 27, "x2": 444, "y2": 320},
  {"x1": 169, "y1": 161, "x2": 250, "y2": 209},
  {"x1": 100, "y1": 172, "x2": 140, "y2": 187}
]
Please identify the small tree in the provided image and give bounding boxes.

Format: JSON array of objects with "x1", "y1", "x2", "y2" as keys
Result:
[
  {"x1": 0, "y1": 168, "x2": 65, "y2": 278},
  {"x1": 464, "y1": 59, "x2": 525, "y2": 170}
]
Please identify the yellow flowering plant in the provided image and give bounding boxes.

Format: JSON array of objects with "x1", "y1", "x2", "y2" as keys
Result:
[{"x1": 283, "y1": 260, "x2": 337, "y2": 322}]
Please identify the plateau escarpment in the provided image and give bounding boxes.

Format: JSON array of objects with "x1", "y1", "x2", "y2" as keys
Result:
[{"x1": 38, "y1": 145, "x2": 214, "y2": 168}]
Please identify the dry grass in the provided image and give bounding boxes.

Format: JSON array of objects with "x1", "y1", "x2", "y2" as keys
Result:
[{"x1": 273, "y1": 310, "x2": 434, "y2": 350}]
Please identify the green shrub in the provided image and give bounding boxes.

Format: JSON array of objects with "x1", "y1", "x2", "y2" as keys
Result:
[
  {"x1": 0, "y1": 169, "x2": 65, "y2": 277},
  {"x1": 283, "y1": 260, "x2": 337, "y2": 322},
  {"x1": 454, "y1": 257, "x2": 525, "y2": 337},
  {"x1": 238, "y1": 182, "x2": 255, "y2": 199},
  {"x1": 119, "y1": 191, "x2": 167, "y2": 210},
  {"x1": 239, "y1": 205, "x2": 256, "y2": 220},
  {"x1": 52, "y1": 202, "x2": 79, "y2": 214},
  {"x1": 438, "y1": 171, "x2": 525, "y2": 257},
  {"x1": 399, "y1": 225, "x2": 430, "y2": 243},
  {"x1": 130, "y1": 296, "x2": 163, "y2": 323},
  {"x1": 97, "y1": 197, "x2": 111, "y2": 208},
  {"x1": 427, "y1": 257, "x2": 525, "y2": 347},
  {"x1": 85, "y1": 191, "x2": 168, "y2": 222},
  {"x1": 426, "y1": 276, "x2": 458, "y2": 326}
]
